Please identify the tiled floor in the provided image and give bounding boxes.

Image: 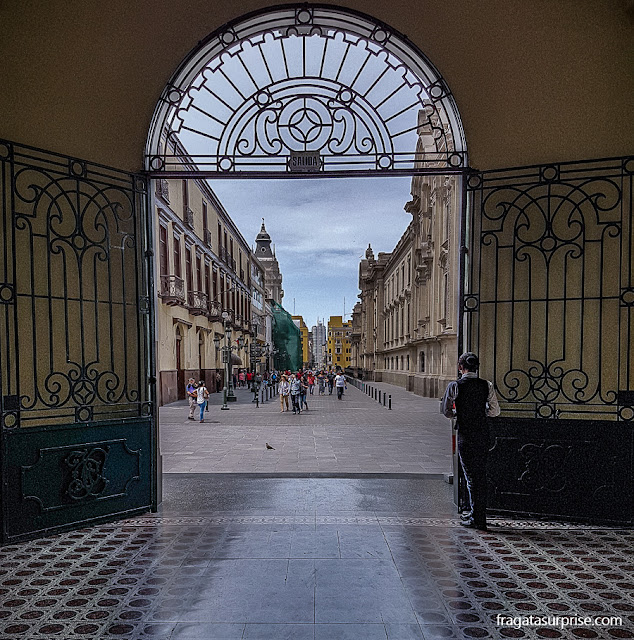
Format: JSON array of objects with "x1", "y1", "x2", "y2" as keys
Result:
[
  {"x1": 159, "y1": 382, "x2": 452, "y2": 474},
  {"x1": 1, "y1": 476, "x2": 633, "y2": 639}
]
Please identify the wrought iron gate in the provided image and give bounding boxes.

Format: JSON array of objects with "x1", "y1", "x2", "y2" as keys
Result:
[
  {"x1": 0, "y1": 141, "x2": 156, "y2": 543},
  {"x1": 464, "y1": 157, "x2": 633, "y2": 524}
]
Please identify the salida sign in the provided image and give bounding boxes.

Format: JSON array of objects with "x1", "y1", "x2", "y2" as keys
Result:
[{"x1": 288, "y1": 151, "x2": 321, "y2": 172}]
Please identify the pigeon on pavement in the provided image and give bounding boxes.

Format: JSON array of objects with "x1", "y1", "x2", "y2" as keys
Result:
[{"x1": 266, "y1": 443, "x2": 275, "y2": 450}]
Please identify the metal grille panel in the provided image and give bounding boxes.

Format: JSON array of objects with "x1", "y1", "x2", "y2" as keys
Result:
[
  {"x1": 465, "y1": 158, "x2": 633, "y2": 422},
  {"x1": 146, "y1": 4, "x2": 466, "y2": 175},
  {"x1": 0, "y1": 141, "x2": 152, "y2": 428}
]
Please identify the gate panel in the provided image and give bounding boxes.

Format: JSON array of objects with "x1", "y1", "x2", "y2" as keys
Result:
[
  {"x1": 465, "y1": 158, "x2": 633, "y2": 524},
  {"x1": 0, "y1": 140, "x2": 155, "y2": 543}
]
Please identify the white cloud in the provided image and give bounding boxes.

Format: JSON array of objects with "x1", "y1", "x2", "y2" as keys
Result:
[{"x1": 211, "y1": 177, "x2": 412, "y2": 327}]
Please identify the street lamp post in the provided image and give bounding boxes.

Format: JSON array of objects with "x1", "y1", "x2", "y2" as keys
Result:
[{"x1": 214, "y1": 311, "x2": 244, "y2": 409}]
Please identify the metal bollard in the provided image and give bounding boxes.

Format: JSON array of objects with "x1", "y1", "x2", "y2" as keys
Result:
[
  {"x1": 388, "y1": 395, "x2": 392, "y2": 410},
  {"x1": 378, "y1": 390, "x2": 381, "y2": 403},
  {"x1": 383, "y1": 393, "x2": 386, "y2": 407}
]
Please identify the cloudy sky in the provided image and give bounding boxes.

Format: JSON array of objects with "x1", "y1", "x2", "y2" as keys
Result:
[{"x1": 211, "y1": 176, "x2": 413, "y2": 328}]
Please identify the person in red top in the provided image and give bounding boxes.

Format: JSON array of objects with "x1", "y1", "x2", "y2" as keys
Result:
[{"x1": 307, "y1": 372, "x2": 315, "y2": 395}]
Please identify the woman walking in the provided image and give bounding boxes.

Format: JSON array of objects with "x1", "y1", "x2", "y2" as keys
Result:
[
  {"x1": 279, "y1": 374, "x2": 290, "y2": 412},
  {"x1": 300, "y1": 375, "x2": 309, "y2": 410},
  {"x1": 196, "y1": 380, "x2": 209, "y2": 422}
]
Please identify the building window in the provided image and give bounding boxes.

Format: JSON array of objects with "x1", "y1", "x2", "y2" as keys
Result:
[
  {"x1": 185, "y1": 247, "x2": 193, "y2": 293},
  {"x1": 420, "y1": 352, "x2": 425, "y2": 372},
  {"x1": 407, "y1": 354, "x2": 410, "y2": 371},
  {"x1": 159, "y1": 225, "x2": 168, "y2": 276},
  {"x1": 195, "y1": 254, "x2": 202, "y2": 292},
  {"x1": 173, "y1": 235, "x2": 182, "y2": 278},
  {"x1": 204, "y1": 263, "x2": 210, "y2": 296}
]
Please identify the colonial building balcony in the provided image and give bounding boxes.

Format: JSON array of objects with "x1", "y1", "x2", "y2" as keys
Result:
[
  {"x1": 220, "y1": 246, "x2": 236, "y2": 272},
  {"x1": 204, "y1": 229, "x2": 212, "y2": 247},
  {"x1": 207, "y1": 300, "x2": 222, "y2": 321},
  {"x1": 187, "y1": 290, "x2": 208, "y2": 316},
  {"x1": 222, "y1": 308, "x2": 235, "y2": 326},
  {"x1": 159, "y1": 275, "x2": 185, "y2": 306},
  {"x1": 155, "y1": 178, "x2": 170, "y2": 203},
  {"x1": 184, "y1": 206, "x2": 194, "y2": 229}
]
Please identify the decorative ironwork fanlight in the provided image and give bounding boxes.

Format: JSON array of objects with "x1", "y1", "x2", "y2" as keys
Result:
[{"x1": 146, "y1": 5, "x2": 466, "y2": 175}]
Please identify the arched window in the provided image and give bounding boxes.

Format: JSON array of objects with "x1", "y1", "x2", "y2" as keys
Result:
[{"x1": 146, "y1": 6, "x2": 466, "y2": 176}]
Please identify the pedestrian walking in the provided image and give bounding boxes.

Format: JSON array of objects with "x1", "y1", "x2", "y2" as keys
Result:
[
  {"x1": 334, "y1": 371, "x2": 347, "y2": 400},
  {"x1": 300, "y1": 375, "x2": 309, "y2": 410},
  {"x1": 186, "y1": 378, "x2": 197, "y2": 420},
  {"x1": 317, "y1": 371, "x2": 326, "y2": 395},
  {"x1": 307, "y1": 372, "x2": 315, "y2": 395},
  {"x1": 290, "y1": 373, "x2": 302, "y2": 414},
  {"x1": 279, "y1": 375, "x2": 290, "y2": 412},
  {"x1": 440, "y1": 352, "x2": 500, "y2": 531},
  {"x1": 327, "y1": 371, "x2": 335, "y2": 395},
  {"x1": 196, "y1": 379, "x2": 210, "y2": 423}
]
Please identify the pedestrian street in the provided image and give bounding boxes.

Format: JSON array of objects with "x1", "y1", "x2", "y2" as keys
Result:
[{"x1": 159, "y1": 381, "x2": 452, "y2": 475}]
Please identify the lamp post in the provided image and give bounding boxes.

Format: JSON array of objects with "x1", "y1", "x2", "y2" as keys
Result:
[{"x1": 214, "y1": 311, "x2": 242, "y2": 409}]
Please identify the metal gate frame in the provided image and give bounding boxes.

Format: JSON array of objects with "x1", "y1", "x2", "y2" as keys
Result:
[
  {"x1": 0, "y1": 140, "x2": 157, "y2": 543},
  {"x1": 462, "y1": 157, "x2": 633, "y2": 525}
]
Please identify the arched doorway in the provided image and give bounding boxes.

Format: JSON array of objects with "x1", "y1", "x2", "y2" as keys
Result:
[{"x1": 145, "y1": 2, "x2": 471, "y2": 516}]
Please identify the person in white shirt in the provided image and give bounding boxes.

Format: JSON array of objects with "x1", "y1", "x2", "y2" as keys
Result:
[
  {"x1": 196, "y1": 380, "x2": 209, "y2": 423},
  {"x1": 334, "y1": 372, "x2": 347, "y2": 400}
]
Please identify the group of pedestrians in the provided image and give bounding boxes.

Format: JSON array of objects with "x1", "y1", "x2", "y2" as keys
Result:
[
  {"x1": 185, "y1": 350, "x2": 499, "y2": 531},
  {"x1": 276, "y1": 369, "x2": 348, "y2": 414},
  {"x1": 186, "y1": 377, "x2": 210, "y2": 423}
]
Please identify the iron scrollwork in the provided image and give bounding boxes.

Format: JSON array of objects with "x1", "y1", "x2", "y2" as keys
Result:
[
  {"x1": 517, "y1": 442, "x2": 571, "y2": 493},
  {"x1": 0, "y1": 142, "x2": 151, "y2": 427},
  {"x1": 148, "y1": 6, "x2": 466, "y2": 174},
  {"x1": 65, "y1": 447, "x2": 109, "y2": 500},
  {"x1": 466, "y1": 159, "x2": 632, "y2": 421}
]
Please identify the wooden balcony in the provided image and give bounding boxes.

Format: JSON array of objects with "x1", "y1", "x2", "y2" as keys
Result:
[
  {"x1": 159, "y1": 275, "x2": 185, "y2": 306},
  {"x1": 187, "y1": 290, "x2": 208, "y2": 316}
]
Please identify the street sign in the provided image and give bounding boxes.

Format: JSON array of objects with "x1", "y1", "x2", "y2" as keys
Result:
[{"x1": 288, "y1": 151, "x2": 321, "y2": 172}]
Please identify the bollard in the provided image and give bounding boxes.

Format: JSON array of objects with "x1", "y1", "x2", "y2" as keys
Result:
[
  {"x1": 378, "y1": 390, "x2": 381, "y2": 404},
  {"x1": 383, "y1": 393, "x2": 386, "y2": 407},
  {"x1": 388, "y1": 395, "x2": 392, "y2": 410}
]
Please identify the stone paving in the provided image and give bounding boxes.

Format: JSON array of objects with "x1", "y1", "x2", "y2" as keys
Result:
[{"x1": 159, "y1": 381, "x2": 452, "y2": 475}]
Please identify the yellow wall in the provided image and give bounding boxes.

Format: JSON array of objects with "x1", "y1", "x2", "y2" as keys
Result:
[
  {"x1": 292, "y1": 316, "x2": 310, "y2": 366},
  {"x1": 0, "y1": 1, "x2": 631, "y2": 171}
]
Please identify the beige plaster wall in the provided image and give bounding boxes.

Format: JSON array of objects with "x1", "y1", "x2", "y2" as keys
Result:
[{"x1": 0, "y1": 1, "x2": 632, "y2": 171}]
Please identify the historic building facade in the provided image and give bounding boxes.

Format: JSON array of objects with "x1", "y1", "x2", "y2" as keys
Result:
[
  {"x1": 254, "y1": 221, "x2": 284, "y2": 306},
  {"x1": 311, "y1": 321, "x2": 327, "y2": 369},
  {"x1": 327, "y1": 316, "x2": 352, "y2": 370},
  {"x1": 155, "y1": 139, "x2": 252, "y2": 404},
  {"x1": 292, "y1": 316, "x2": 310, "y2": 368},
  {"x1": 250, "y1": 254, "x2": 273, "y2": 372},
  {"x1": 356, "y1": 128, "x2": 461, "y2": 397}
]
